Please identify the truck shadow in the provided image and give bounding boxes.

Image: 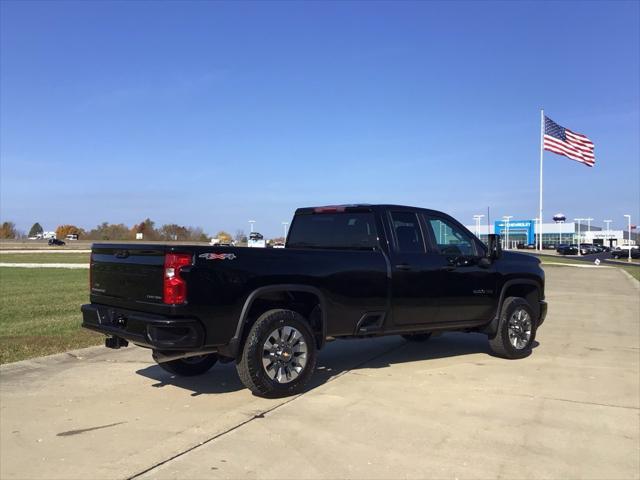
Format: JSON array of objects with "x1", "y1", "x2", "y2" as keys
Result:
[{"x1": 135, "y1": 333, "x2": 539, "y2": 397}]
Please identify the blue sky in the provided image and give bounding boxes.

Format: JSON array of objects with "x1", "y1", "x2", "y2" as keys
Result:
[{"x1": 1, "y1": 0, "x2": 638, "y2": 237}]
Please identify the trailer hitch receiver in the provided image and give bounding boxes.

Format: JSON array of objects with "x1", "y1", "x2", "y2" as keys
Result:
[{"x1": 105, "y1": 336, "x2": 129, "y2": 349}]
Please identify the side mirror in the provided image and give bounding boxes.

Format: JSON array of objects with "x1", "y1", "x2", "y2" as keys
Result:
[
  {"x1": 478, "y1": 257, "x2": 492, "y2": 268},
  {"x1": 487, "y1": 234, "x2": 502, "y2": 259}
]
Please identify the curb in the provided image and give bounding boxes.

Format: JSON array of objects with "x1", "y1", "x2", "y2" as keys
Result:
[
  {"x1": 0, "y1": 344, "x2": 113, "y2": 373},
  {"x1": 541, "y1": 262, "x2": 613, "y2": 269},
  {"x1": 619, "y1": 268, "x2": 640, "y2": 290}
]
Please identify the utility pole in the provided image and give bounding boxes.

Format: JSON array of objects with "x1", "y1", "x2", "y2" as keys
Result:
[
  {"x1": 473, "y1": 214, "x2": 484, "y2": 238},
  {"x1": 624, "y1": 215, "x2": 632, "y2": 263},
  {"x1": 574, "y1": 218, "x2": 585, "y2": 256},
  {"x1": 604, "y1": 220, "x2": 612, "y2": 248},
  {"x1": 502, "y1": 216, "x2": 513, "y2": 250}
]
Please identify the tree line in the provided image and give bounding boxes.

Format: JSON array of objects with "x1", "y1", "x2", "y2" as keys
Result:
[{"x1": 0, "y1": 219, "x2": 246, "y2": 243}]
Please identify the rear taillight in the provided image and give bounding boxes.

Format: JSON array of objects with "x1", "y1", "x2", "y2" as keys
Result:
[{"x1": 163, "y1": 253, "x2": 192, "y2": 305}]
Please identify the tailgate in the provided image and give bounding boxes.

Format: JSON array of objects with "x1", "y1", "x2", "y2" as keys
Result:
[{"x1": 91, "y1": 245, "x2": 166, "y2": 304}]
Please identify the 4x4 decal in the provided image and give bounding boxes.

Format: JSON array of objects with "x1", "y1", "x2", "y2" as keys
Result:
[{"x1": 198, "y1": 253, "x2": 237, "y2": 260}]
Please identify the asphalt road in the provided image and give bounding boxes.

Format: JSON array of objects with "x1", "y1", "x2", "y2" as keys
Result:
[{"x1": 1, "y1": 266, "x2": 638, "y2": 479}]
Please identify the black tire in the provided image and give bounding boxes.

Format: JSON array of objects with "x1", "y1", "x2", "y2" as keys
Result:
[
  {"x1": 402, "y1": 333, "x2": 432, "y2": 342},
  {"x1": 236, "y1": 309, "x2": 317, "y2": 398},
  {"x1": 152, "y1": 352, "x2": 218, "y2": 376},
  {"x1": 489, "y1": 297, "x2": 536, "y2": 359}
]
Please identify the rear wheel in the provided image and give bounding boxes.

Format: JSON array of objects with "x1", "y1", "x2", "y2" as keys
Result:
[
  {"x1": 488, "y1": 297, "x2": 536, "y2": 359},
  {"x1": 402, "y1": 333, "x2": 432, "y2": 342},
  {"x1": 152, "y1": 352, "x2": 218, "y2": 376},
  {"x1": 237, "y1": 309, "x2": 317, "y2": 398}
]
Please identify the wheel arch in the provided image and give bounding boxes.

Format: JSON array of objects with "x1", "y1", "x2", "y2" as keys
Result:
[
  {"x1": 226, "y1": 284, "x2": 327, "y2": 359},
  {"x1": 484, "y1": 279, "x2": 543, "y2": 337}
]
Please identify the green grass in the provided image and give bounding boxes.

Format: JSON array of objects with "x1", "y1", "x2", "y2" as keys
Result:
[
  {"x1": 621, "y1": 266, "x2": 640, "y2": 281},
  {"x1": 0, "y1": 252, "x2": 90, "y2": 264},
  {"x1": 540, "y1": 257, "x2": 640, "y2": 281},
  {"x1": 0, "y1": 267, "x2": 101, "y2": 364}
]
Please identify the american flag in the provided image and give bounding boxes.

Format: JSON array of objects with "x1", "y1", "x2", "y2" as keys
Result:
[{"x1": 543, "y1": 116, "x2": 595, "y2": 167}]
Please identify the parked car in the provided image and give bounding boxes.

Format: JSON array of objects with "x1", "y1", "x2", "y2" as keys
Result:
[
  {"x1": 48, "y1": 238, "x2": 66, "y2": 246},
  {"x1": 579, "y1": 244, "x2": 598, "y2": 255},
  {"x1": 82, "y1": 204, "x2": 547, "y2": 398},
  {"x1": 556, "y1": 244, "x2": 578, "y2": 255},
  {"x1": 612, "y1": 247, "x2": 640, "y2": 259}
]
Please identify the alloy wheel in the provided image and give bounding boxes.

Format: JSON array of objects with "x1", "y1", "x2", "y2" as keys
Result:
[
  {"x1": 508, "y1": 308, "x2": 532, "y2": 350},
  {"x1": 262, "y1": 326, "x2": 308, "y2": 383}
]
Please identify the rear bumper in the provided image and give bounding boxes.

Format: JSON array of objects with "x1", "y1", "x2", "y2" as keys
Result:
[
  {"x1": 538, "y1": 300, "x2": 548, "y2": 327},
  {"x1": 81, "y1": 304, "x2": 206, "y2": 350}
]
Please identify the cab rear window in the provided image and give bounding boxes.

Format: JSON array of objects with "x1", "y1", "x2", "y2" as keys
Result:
[{"x1": 287, "y1": 213, "x2": 378, "y2": 250}]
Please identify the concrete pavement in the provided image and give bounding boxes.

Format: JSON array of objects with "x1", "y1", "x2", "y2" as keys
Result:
[{"x1": 1, "y1": 266, "x2": 638, "y2": 479}]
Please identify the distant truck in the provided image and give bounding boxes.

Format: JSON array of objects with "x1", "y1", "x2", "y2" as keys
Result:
[
  {"x1": 247, "y1": 232, "x2": 266, "y2": 248},
  {"x1": 82, "y1": 204, "x2": 547, "y2": 398},
  {"x1": 209, "y1": 238, "x2": 234, "y2": 247}
]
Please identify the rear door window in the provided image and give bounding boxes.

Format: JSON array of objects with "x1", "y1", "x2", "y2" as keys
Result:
[
  {"x1": 287, "y1": 213, "x2": 378, "y2": 250},
  {"x1": 390, "y1": 211, "x2": 425, "y2": 253}
]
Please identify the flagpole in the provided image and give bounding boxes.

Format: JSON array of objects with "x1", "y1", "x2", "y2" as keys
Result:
[{"x1": 538, "y1": 109, "x2": 544, "y2": 251}]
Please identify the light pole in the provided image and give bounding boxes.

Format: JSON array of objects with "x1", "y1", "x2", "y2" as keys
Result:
[
  {"x1": 248, "y1": 220, "x2": 256, "y2": 233},
  {"x1": 502, "y1": 216, "x2": 513, "y2": 250},
  {"x1": 604, "y1": 220, "x2": 612, "y2": 248},
  {"x1": 282, "y1": 222, "x2": 289, "y2": 240},
  {"x1": 556, "y1": 219, "x2": 563, "y2": 246},
  {"x1": 574, "y1": 218, "x2": 585, "y2": 255},
  {"x1": 586, "y1": 217, "x2": 594, "y2": 246},
  {"x1": 624, "y1": 215, "x2": 632, "y2": 262},
  {"x1": 473, "y1": 214, "x2": 484, "y2": 238},
  {"x1": 533, "y1": 218, "x2": 540, "y2": 249}
]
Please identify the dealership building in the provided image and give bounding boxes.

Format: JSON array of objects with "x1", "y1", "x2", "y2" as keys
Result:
[{"x1": 464, "y1": 219, "x2": 638, "y2": 249}]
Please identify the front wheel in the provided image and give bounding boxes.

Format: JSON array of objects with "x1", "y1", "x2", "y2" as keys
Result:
[
  {"x1": 488, "y1": 297, "x2": 536, "y2": 359},
  {"x1": 237, "y1": 309, "x2": 317, "y2": 398},
  {"x1": 152, "y1": 352, "x2": 218, "y2": 376}
]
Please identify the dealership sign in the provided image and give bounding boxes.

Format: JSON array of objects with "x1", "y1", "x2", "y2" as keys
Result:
[{"x1": 494, "y1": 220, "x2": 535, "y2": 244}]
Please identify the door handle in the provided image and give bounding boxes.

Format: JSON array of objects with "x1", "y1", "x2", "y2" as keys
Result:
[{"x1": 395, "y1": 263, "x2": 412, "y2": 271}]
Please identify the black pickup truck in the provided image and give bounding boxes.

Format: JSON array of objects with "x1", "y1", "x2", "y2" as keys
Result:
[{"x1": 82, "y1": 204, "x2": 547, "y2": 397}]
